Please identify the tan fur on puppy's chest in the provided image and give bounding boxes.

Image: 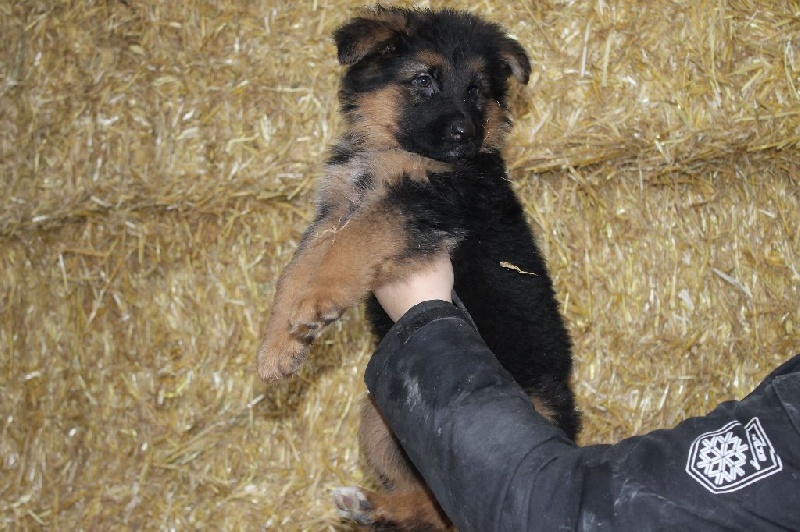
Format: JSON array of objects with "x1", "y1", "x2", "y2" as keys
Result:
[{"x1": 319, "y1": 150, "x2": 450, "y2": 219}]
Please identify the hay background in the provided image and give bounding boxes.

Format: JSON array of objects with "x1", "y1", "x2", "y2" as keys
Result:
[{"x1": 1, "y1": 0, "x2": 798, "y2": 529}]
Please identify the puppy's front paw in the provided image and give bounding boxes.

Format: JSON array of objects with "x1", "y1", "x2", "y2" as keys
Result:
[
  {"x1": 288, "y1": 291, "x2": 345, "y2": 341},
  {"x1": 333, "y1": 486, "x2": 374, "y2": 526},
  {"x1": 255, "y1": 289, "x2": 347, "y2": 382},
  {"x1": 256, "y1": 333, "x2": 309, "y2": 382}
]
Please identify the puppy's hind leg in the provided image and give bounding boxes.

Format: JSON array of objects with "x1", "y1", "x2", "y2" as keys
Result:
[{"x1": 334, "y1": 396, "x2": 450, "y2": 531}]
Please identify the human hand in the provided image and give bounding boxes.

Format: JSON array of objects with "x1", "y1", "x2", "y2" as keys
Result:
[{"x1": 373, "y1": 254, "x2": 454, "y2": 322}]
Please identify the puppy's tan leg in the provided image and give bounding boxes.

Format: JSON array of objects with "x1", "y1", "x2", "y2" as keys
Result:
[
  {"x1": 334, "y1": 397, "x2": 449, "y2": 531},
  {"x1": 334, "y1": 398, "x2": 558, "y2": 529},
  {"x1": 287, "y1": 205, "x2": 412, "y2": 326},
  {"x1": 257, "y1": 205, "x2": 414, "y2": 381},
  {"x1": 256, "y1": 222, "x2": 336, "y2": 381},
  {"x1": 531, "y1": 395, "x2": 557, "y2": 423}
]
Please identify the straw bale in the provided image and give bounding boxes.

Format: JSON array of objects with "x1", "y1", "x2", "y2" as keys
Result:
[{"x1": 1, "y1": 0, "x2": 798, "y2": 529}]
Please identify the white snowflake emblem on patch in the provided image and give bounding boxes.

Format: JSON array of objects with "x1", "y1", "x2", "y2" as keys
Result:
[
  {"x1": 686, "y1": 417, "x2": 783, "y2": 494},
  {"x1": 694, "y1": 430, "x2": 749, "y2": 485}
]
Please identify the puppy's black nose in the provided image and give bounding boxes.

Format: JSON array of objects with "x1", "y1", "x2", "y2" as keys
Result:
[{"x1": 449, "y1": 119, "x2": 475, "y2": 143}]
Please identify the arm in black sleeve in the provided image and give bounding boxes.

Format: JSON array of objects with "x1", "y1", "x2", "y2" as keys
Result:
[{"x1": 364, "y1": 300, "x2": 800, "y2": 532}]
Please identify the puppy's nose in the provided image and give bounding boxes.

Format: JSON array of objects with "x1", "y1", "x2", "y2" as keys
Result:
[{"x1": 449, "y1": 119, "x2": 475, "y2": 143}]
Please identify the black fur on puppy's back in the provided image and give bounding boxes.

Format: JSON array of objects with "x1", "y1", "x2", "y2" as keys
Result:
[{"x1": 366, "y1": 152, "x2": 580, "y2": 440}]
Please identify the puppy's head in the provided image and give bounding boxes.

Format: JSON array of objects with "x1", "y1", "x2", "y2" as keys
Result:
[{"x1": 334, "y1": 7, "x2": 530, "y2": 162}]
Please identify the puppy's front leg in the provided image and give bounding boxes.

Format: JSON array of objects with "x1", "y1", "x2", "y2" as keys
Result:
[
  {"x1": 257, "y1": 204, "x2": 412, "y2": 381},
  {"x1": 256, "y1": 220, "x2": 337, "y2": 381}
]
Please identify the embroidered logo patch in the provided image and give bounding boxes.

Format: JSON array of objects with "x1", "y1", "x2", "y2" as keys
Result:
[{"x1": 686, "y1": 417, "x2": 782, "y2": 494}]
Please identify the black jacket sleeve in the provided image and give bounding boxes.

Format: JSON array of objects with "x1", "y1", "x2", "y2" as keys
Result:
[{"x1": 364, "y1": 300, "x2": 800, "y2": 531}]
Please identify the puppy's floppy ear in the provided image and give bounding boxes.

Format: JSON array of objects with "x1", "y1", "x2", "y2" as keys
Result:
[
  {"x1": 334, "y1": 7, "x2": 410, "y2": 65},
  {"x1": 498, "y1": 37, "x2": 531, "y2": 85}
]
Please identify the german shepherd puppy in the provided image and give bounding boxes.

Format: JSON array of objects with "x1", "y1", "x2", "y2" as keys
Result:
[{"x1": 256, "y1": 7, "x2": 580, "y2": 530}]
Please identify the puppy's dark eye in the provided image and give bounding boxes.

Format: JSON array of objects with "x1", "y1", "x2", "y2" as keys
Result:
[
  {"x1": 467, "y1": 85, "x2": 481, "y2": 97},
  {"x1": 412, "y1": 74, "x2": 433, "y2": 88}
]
